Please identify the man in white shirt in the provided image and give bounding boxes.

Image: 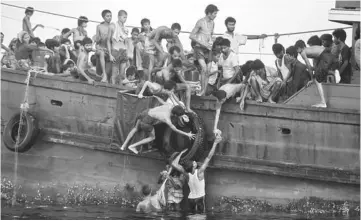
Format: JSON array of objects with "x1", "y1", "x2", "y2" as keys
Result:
[
  {"x1": 222, "y1": 17, "x2": 267, "y2": 55},
  {"x1": 218, "y1": 38, "x2": 240, "y2": 84}
]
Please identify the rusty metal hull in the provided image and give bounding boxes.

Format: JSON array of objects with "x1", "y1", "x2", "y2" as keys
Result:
[{"x1": 1, "y1": 68, "x2": 360, "y2": 206}]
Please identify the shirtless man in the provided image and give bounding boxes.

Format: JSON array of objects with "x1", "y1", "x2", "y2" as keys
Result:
[
  {"x1": 22, "y1": 7, "x2": 44, "y2": 38},
  {"x1": 95, "y1": 10, "x2": 113, "y2": 83},
  {"x1": 211, "y1": 83, "x2": 247, "y2": 136},
  {"x1": 107, "y1": 10, "x2": 129, "y2": 84},
  {"x1": 77, "y1": 37, "x2": 100, "y2": 84},
  {"x1": 171, "y1": 133, "x2": 222, "y2": 214},
  {"x1": 153, "y1": 59, "x2": 193, "y2": 113},
  {"x1": 120, "y1": 95, "x2": 195, "y2": 154},
  {"x1": 62, "y1": 16, "x2": 88, "y2": 48},
  {"x1": 295, "y1": 40, "x2": 339, "y2": 108},
  {"x1": 149, "y1": 24, "x2": 184, "y2": 68}
]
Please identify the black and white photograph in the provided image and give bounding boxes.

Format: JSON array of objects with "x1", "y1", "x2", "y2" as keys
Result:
[{"x1": 0, "y1": 0, "x2": 360, "y2": 219}]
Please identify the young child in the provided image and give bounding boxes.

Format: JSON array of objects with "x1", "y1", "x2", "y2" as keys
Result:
[
  {"x1": 122, "y1": 65, "x2": 138, "y2": 88},
  {"x1": 22, "y1": 7, "x2": 44, "y2": 38}
]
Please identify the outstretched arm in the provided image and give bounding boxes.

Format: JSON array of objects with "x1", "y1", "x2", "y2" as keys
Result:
[
  {"x1": 138, "y1": 81, "x2": 150, "y2": 98},
  {"x1": 167, "y1": 120, "x2": 195, "y2": 139},
  {"x1": 199, "y1": 134, "x2": 222, "y2": 174},
  {"x1": 213, "y1": 101, "x2": 222, "y2": 135}
]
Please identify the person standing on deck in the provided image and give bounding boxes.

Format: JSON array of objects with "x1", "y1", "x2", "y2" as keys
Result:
[
  {"x1": 107, "y1": 10, "x2": 129, "y2": 85},
  {"x1": 218, "y1": 38, "x2": 241, "y2": 85},
  {"x1": 22, "y1": 7, "x2": 44, "y2": 39},
  {"x1": 94, "y1": 9, "x2": 114, "y2": 83},
  {"x1": 294, "y1": 39, "x2": 339, "y2": 108},
  {"x1": 332, "y1": 29, "x2": 352, "y2": 84},
  {"x1": 222, "y1": 16, "x2": 267, "y2": 62},
  {"x1": 63, "y1": 16, "x2": 89, "y2": 46},
  {"x1": 190, "y1": 4, "x2": 219, "y2": 96},
  {"x1": 272, "y1": 43, "x2": 293, "y2": 99},
  {"x1": 171, "y1": 133, "x2": 223, "y2": 214}
]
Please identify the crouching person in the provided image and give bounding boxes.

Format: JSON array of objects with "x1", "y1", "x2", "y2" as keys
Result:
[
  {"x1": 248, "y1": 59, "x2": 282, "y2": 103},
  {"x1": 76, "y1": 37, "x2": 102, "y2": 84}
]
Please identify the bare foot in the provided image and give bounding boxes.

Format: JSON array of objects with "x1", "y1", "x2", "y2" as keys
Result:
[
  {"x1": 239, "y1": 100, "x2": 245, "y2": 111},
  {"x1": 101, "y1": 74, "x2": 108, "y2": 83},
  {"x1": 255, "y1": 97, "x2": 263, "y2": 103},
  {"x1": 120, "y1": 144, "x2": 126, "y2": 151},
  {"x1": 196, "y1": 90, "x2": 206, "y2": 96},
  {"x1": 268, "y1": 98, "x2": 276, "y2": 104},
  {"x1": 311, "y1": 102, "x2": 327, "y2": 108},
  {"x1": 236, "y1": 97, "x2": 241, "y2": 103},
  {"x1": 128, "y1": 145, "x2": 139, "y2": 154}
]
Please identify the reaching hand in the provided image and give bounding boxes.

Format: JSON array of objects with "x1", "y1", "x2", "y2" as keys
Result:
[
  {"x1": 138, "y1": 94, "x2": 144, "y2": 99},
  {"x1": 187, "y1": 132, "x2": 196, "y2": 140},
  {"x1": 306, "y1": 80, "x2": 313, "y2": 87},
  {"x1": 214, "y1": 134, "x2": 222, "y2": 143},
  {"x1": 213, "y1": 129, "x2": 222, "y2": 137},
  {"x1": 87, "y1": 79, "x2": 95, "y2": 85},
  {"x1": 180, "y1": 149, "x2": 188, "y2": 155}
]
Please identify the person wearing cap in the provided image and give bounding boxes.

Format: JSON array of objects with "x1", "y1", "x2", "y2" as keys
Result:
[
  {"x1": 248, "y1": 59, "x2": 283, "y2": 104},
  {"x1": 22, "y1": 7, "x2": 44, "y2": 38}
]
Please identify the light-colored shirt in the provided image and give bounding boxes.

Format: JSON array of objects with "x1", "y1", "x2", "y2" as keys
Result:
[
  {"x1": 219, "y1": 83, "x2": 244, "y2": 99},
  {"x1": 222, "y1": 32, "x2": 247, "y2": 54},
  {"x1": 208, "y1": 61, "x2": 218, "y2": 85},
  {"x1": 219, "y1": 52, "x2": 239, "y2": 80}
]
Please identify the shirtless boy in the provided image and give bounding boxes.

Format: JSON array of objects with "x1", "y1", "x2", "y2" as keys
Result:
[
  {"x1": 95, "y1": 9, "x2": 113, "y2": 83},
  {"x1": 120, "y1": 95, "x2": 195, "y2": 154},
  {"x1": 149, "y1": 24, "x2": 185, "y2": 68},
  {"x1": 190, "y1": 4, "x2": 219, "y2": 96},
  {"x1": 108, "y1": 10, "x2": 129, "y2": 84},
  {"x1": 64, "y1": 16, "x2": 89, "y2": 44},
  {"x1": 22, "y1": 7, "x2": 44, "y2": 38}
]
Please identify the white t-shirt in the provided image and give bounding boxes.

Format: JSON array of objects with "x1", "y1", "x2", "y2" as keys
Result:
[
  {"x1": 222, "y1": 32, "x2": 247, "y2": 54},
  {"x1": 208, "y1": 61, "x2": 218, "y2": 85},
  {"x1": 219, "y1": 52, "x2": 239, "y2": 80}
]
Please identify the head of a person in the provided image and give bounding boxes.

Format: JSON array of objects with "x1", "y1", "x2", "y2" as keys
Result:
[
  {"x1": 332, "y1": 28, "x2": 347, "y2": 45},
  {"x1": 62, "y1": 60, "x2": 77, "y2": 73},
  {"x1": 220, "y1": 38, "x2": 231, "y2": 54},
  {"x1": 61, "y1": 28, "x2": 70, "y2": 36},
  {"x1": 131, "y1": 28, "x2": 140, "y2": 40},
  {"x1": 118, "y1": 10, "x2": 127, "y2": 23},
  {"x1": 171, "y1": 23, "x2": 181, "y2": 36},
  {"x1": 101, "y1": 9, "x2": 112, "y2": 23},
  {"x1": 74, "y1": 40, "x2": 82, "y2": 50},
  {"x1": 25, "y1": 7, "x2": 34, "y2": 16},
  {"x1": 320, "y1": 34, "x2": 333, "y2": 48},
  {"x1": 251, "y1": 59, "x2": 266, "y2": 76},
  {"x1": 126, "y1": 65, "x2": 136, "y2": 80},
  {"x1": 205, "y1": 4, "x2": 219, "y2": 20},
  {"x1": 140, "y1": 18, "x2": 151, "y2": 32},
  {"x1": 38, "y1": 42, "x2": 46, "y2": 49},
  {"x1": 78, "y1": 16, "x2": 88, "y2": 29},
  {"x1": 285, "y1": 46, "x2": 298, "y2": 63},
  {"x1": 211, "y1": 90, "x2": 227, "y2": 103},
  {"x1": 61, "y1": 38, "x2": 72, "y2": 46},
  {"x1": 163, "y1": 80, "x2": 176, "y2": 92},
  {"x1": 0, "y1": 32, "x2": 4, "y2": 44},
  {"x1": 169, "y1": 45, "x2": 181, "y2": 60},
  {"x1": 307, "y1": 35, "x2": 322, "y2": 46},
  {"x1": 294, "y1": 40, "x2": 306, "y2": 53},
  {"x1": 19, "y1": 32, "x2": 31, "y2": 44},
  {"x1": 9, "y1": 38, "x2": 18, "y2": 51},
  {"x1": 90, "y1": 54, "x2": 97, "y2": 67},
  {"x1": 240, "y1": 60, "x2": 254, "y2": 77},
  {"x1": 272, "y1": 43, "x2": 285, "y2": 59},
  {"x1": 355, "y1": 26, "x2": 360, "y2": 41},
  {"x1": 45, "y1": 39, "x2": 60, "y2": 51},
  {"x1": 186, "y1": 53, "x2": 195, "y2": 63},
  {"x1": 225, "y1": 17, "x2": 236, "y2": 33},
  {"x1": 81, "y1": 37, "x2": 93, "y2": 52},
  {"x1": 212, "y1": 36, "x2": 224, "y2": 51},
  {"x1": 29, "y1": 37, "x2": 41, "y2": 46},
  {"x1": 171, "y1": 105, "x2": 188, "y2": 122},
  {"x1": 141, "y1": 184, "x2": 152, "y2": 197},
  {"x1": 183, "y1": 160, "x2": 197, "y2": 173},
  {"x1": 212, "y1": 48, "x2": 221, "y2": 62},
  {"x1": 171, "y1": 58, "x2": 183, "y2": 72}
]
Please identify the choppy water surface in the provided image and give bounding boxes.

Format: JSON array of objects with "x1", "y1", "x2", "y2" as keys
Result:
[{"x1": 1, "y1": 204, "x2": 360, "y2": 220}]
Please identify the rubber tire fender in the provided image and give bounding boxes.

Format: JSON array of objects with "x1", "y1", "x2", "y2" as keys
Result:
[{"x1": 2, "y1": 112, "x2": 39, "y2": 153}]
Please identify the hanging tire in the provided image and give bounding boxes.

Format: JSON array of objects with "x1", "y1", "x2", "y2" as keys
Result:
[
  {"x1": 2, "y1": 112, "x2": 39, "y2": 153},
  {"x1": 162, "y1": 111, "x2": 207, "y2": 164}
]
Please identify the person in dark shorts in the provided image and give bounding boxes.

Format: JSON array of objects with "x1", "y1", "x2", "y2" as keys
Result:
[
  {"x1": 120, "y1": 95, "x2": 195, "y2": 154},
  {"x1": 332, "y1": 28, "x2": 351, "y2": 84}
]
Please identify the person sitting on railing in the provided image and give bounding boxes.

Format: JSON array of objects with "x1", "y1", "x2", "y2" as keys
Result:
[
  {"x1": 248, "y1": 59, "x2": 282, "y2": 104},
  {"x1": 53, "y1": 28, "x2": 70, "y2": 43},
  {"x1": 120, "y1": 95, "x2": 195, "y2": 154},
  {"x1": 22, "y1": 7, "x2": 44, "y2": 39},
  {"x1": 59, "y1": 38, "x2": 77, "y2": 64},
  {"x1": 218, "y1": 38, "x2": 241, "y2": 85},
  {"x1": 294, "y1": 39, "x2": 339, "y2": 108},
  {"x1": 44, "y1": 39, "x2": 62, "y2": 74},
  {"x1": 63, "y1": 16, "x2": 89, "y2": 44}
]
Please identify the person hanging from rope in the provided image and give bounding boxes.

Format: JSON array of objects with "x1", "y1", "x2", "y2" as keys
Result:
[
  {"x1": 22, "y1": 7, "x2": 44, "y2": 39},
  {"x1": 108, "y1": 10, "x2": 129, "y2": 85},
  {"x1": 171, "y1": 133, "x2": 222, "y2": 214},
  {"x1": 148, "y1": 23, "x2": 185, "y2": 68},
  {"x1": 294, "y1": 39, "x2": 339, "y2": 108},
  {"x1": 120, "y1": 95, "x2": 195, "y2": 154},
  {"x1": 94, "y1": 9, "x2": 113, "y2": 83},
  {"x1": 190, "y1": 4, "x2": 218, "y2": 96}
]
